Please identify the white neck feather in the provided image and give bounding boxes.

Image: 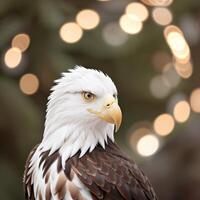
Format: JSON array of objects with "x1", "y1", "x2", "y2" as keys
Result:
[{"x1": 41, "y1": 120, "x2": 114, "y2": 167}]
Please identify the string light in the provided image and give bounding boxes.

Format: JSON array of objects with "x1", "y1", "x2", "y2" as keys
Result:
[
  {"x1": 59, "y1": 22, "x2": 83, "y2": 43},
  {"x1": 125, "y1": 2, "x2": 149, "y2": 22},
  {"x1": 19, "y1": 73, "x2": 39, "y2": 95},
  {"x1": 154, "y1": 113, "x2": 175, "y2": 136},
  {"x1": 11, "y1": 33, "x2": 30, "y2": 52},
  {"x1": 102, "y1": 22, "x2": 128, "y2": 46},
  {"x1": 152, "y1": 7, "x2": 173, "y2": 26},
  {"x1": 141, "y1": 0, "x2": 173, "y2": 7},
  {"x1": 174, "y1": 61, "x2": 193, "y2": 79},
  {"x1": 173, "y1": 100, "x2": 191, "y2": 123},
  {"x1": 130, "y1": 127, "x2": 151, "y2": 147},
  {"x1": 150, "y1": 75, "x2": 170, "y2": 99},
  {"x1": 190, "y1": 88, "x2": 200, "y2": 113},
  {"x1": 164, "y1": 25, "x2": 191, "y2": 64},
  {"x1": 136, "y1": 134, "x2": 159, "y2": 157},
  {"x1": 162, "y1": 63, "x2": 181, "y2": 88},
  {"x1": 119, "y1": 14, "x2": 143, "y2": 34},
  {"x1": 76, "y1": 9, "x2": 100, "y2": 30},
  {"x1": 4, "y1": 47, "x2": 22, "y2": 68}
]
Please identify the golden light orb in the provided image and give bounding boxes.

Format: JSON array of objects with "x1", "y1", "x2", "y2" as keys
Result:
[
  {"x1": 76, "y1": 9, "x2": 100, "y2": 30},
  {"x1": 4, "y1": 47, "x2": 22, "y2": 68},
  {"x1": 136, "y1": 134, "x2": 159, "y2": 157},
  {"x1": 11, "y1": 33, "x2": 30, "y2": 52},
  {"x1": 164, "y1": 25, "x2": 191, "y2": 63},
  {"x1": 174, "y1": 61, "x2": 193, "y2": 79},
  {"x1": 119, "y1": 14, "x2": 143, "y2": 35},
  {"x1": 59, "y1": 22, "x2": 83, "y2": 43},
  {"x1": 152, "y1": 7, "x2": 173, "y2": 26},
  {"x1": 141, "y1": 0, "x2": 173, "y2": 7},
  {"x1": 126, "y1": 2, "x2": 149, "y2": 22},
  {"x1": 154, "y1": 113, "x2": 175, "y2": 136},
  {"x1": 173, "y1": 101, "x2": 191, "y2": 123},
  {"x1": 190, "y1": 88, "x2": 200, "y2": 113},
  {"x1": 19, "y1": 73, "x2": 39, "y2": 95}
]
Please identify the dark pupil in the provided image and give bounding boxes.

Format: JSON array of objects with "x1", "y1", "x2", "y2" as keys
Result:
[{"x1": 87, "y1": 93, "x2": 92, "y2": 98}]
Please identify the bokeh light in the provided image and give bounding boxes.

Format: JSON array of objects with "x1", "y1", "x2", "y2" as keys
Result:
[
  {"x1": 154, "y1": 113, "x2": 175, "y2": 136},
  {"x1": 152, "y1": 51, "x2": 171, "y2": 71},
  {"x1": 162, "y1": 63, "x2": 181, "y2": 88},
  {"x1": 190, "y1": 88, "x2": 200, "y2": 113},
  {"x1": 11, "y1": 33, "x2": 30, "y2": 52},
  {"x1": 102, "y1": 22, "x2": 128, "y2": 46},
  {"x1": 125, "y1": 2, "x2": 149, "y2": 22},
  {"x1": 150, "y1": 75, "x2": 171, "y2": 99},
  {"x1": 141, "y1": 0, "x2": 173, "y2": 6},
  {"x1": 19, "y1": 73, "x2": 39, "y2": 95},
  {"x1": 130, "y1": 127, "x2": 151, "y2": 147},
  {"x1": 59, "y1": 22, "x2": 83, "y2": 43},
  {"x1": 173, "y1": 101, "x2": 191, "y2": 123},
  {"x1": 136, "y1": 134, "x2": 159, "y2": 157},
  {"x1": 152, "y1": 7, "x2": 173, "y2": 26},
  {"x1": 164, "y1": 25, "x2": 191, "y2": 63},
  {"x1": 119, "y1": 14, "x2": 143, "y2": 34},
  {"x1": 4, "y1": 47, "x2": 22, "y2": 68},
  {"x1": 174, "y1": 61, "x2": 193, "y2": 79},
  {"x1": 76, "y1": 9, "x2": 100, "y2": 30}
]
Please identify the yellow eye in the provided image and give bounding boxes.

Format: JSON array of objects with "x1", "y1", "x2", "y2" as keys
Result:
[{"x1": 82, "y1": 92, "x2": 95, "y2": 102}]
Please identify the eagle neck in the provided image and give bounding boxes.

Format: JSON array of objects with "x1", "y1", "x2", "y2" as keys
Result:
[{"x1": 41, "y1": 122, "x2": 115, "y2": 168}]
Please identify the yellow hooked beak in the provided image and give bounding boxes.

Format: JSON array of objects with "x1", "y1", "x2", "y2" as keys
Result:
[{"x1": 87, "y1": 94, "x2": 122, "y2": 132}]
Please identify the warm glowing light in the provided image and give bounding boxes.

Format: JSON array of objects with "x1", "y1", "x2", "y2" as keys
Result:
[
  {"x1": 11, "y1": 33, "x2": 30, "y2": 52},
  {"x1": 130, "y1": 127, "x2": 151, "y2": 147},
  {"x1": 126, "y1": 2, "x2": 149, "y2": 22},
  {"x1": 152, "y1": 7, "x2": 172, "y2": 26},
  {"x1": 137, "y1": 134, "x2": 159, "y2": 157},
  {"x1": 162, "y1": 63, "x2": 181, "y2": 88},
  {"x1": 4, "y1": 48, "x2": 22, "y2": 68},
  {"x1": 19, "y1": 73, "x2": 39, "y2": 95},
  {"x1": 141, "y1": 0, "x2": 173, "y2": 6},
  {"x1": 102, "y1": 22, "x2": 128, "y2": 46},
  {"x1": 173, "y1": 101, "x2": 190, "y2": 123},
  {"x1": 174, "y1": 61, "x2": 193, "y2": 79},
  {"x1": 59, "y1": 22, "x2": 83, "y2": 43},
  {"x1": 190, "y1": 88, "x2": 200, "y2": 113},
  {"x1": 164, "y1": 25, "x2": 191, "y2": 63},
  {"x1": 152, "y1": 51, "x2": 171, "y2": 71},
  {"x1": 150, "y1": 75, "x2": 170, "y2": 99},
  {"x1": 154, "y1": 113, "x2": 175, "y2": 136},
  {"x1": 119, "y1": 14, "x2": 143, "y2": 34},
  {"x1": 76, "y1": 9, "x2": 100, "y2": 30}
]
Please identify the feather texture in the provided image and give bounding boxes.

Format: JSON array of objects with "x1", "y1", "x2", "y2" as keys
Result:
[{"x1": 24, "y1": 139, "x2": 157, "y2": 200}]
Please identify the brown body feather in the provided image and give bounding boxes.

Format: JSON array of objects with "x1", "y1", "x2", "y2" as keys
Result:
[{"x1": 24, "y1": 140, "x2": 158, "y2": 200}]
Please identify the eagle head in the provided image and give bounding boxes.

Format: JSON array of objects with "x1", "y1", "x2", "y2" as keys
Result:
[{"x1": 42, "y1": 66, "x2": 122, "y2": 161}]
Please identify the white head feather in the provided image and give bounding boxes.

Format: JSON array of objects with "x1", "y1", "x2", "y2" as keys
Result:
[{"x1": 40, "y1": 66, "x2": 118, "y2": 165}]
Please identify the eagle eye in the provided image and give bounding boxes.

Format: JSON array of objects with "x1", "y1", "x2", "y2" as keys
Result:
[{"x1": 82, "y1": 91, "x2": 95, "y2": 102}]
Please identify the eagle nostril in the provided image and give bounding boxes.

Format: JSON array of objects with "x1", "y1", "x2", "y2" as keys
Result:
[
  {"x1": 106, "y1": 102, "x2": 113, "y2": 108},
  {"x1": 106, "y1": 103, "x2": 110, "y2": 107}
]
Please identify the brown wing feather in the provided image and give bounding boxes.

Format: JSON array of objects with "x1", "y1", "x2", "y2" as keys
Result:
[
  {"x1": 23, "y1": 144, "x2": 39, "y2": 200},
  {"x1": 69, "y1": 140, "x2": 158, "y2": 200}
]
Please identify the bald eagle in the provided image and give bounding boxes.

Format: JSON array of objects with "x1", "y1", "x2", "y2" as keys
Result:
[{"x1": 24, "y1": 66, "x2": 157, "y2": 200}]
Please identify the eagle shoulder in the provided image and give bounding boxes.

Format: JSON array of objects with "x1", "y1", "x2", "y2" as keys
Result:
[{"x1": 70, "y1": 140, "x2": 158, "y2": 200}]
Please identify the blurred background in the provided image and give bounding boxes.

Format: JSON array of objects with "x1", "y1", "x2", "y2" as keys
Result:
[{"x1": 0, "y1": 0, "x2": 200, "y2": 199}]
